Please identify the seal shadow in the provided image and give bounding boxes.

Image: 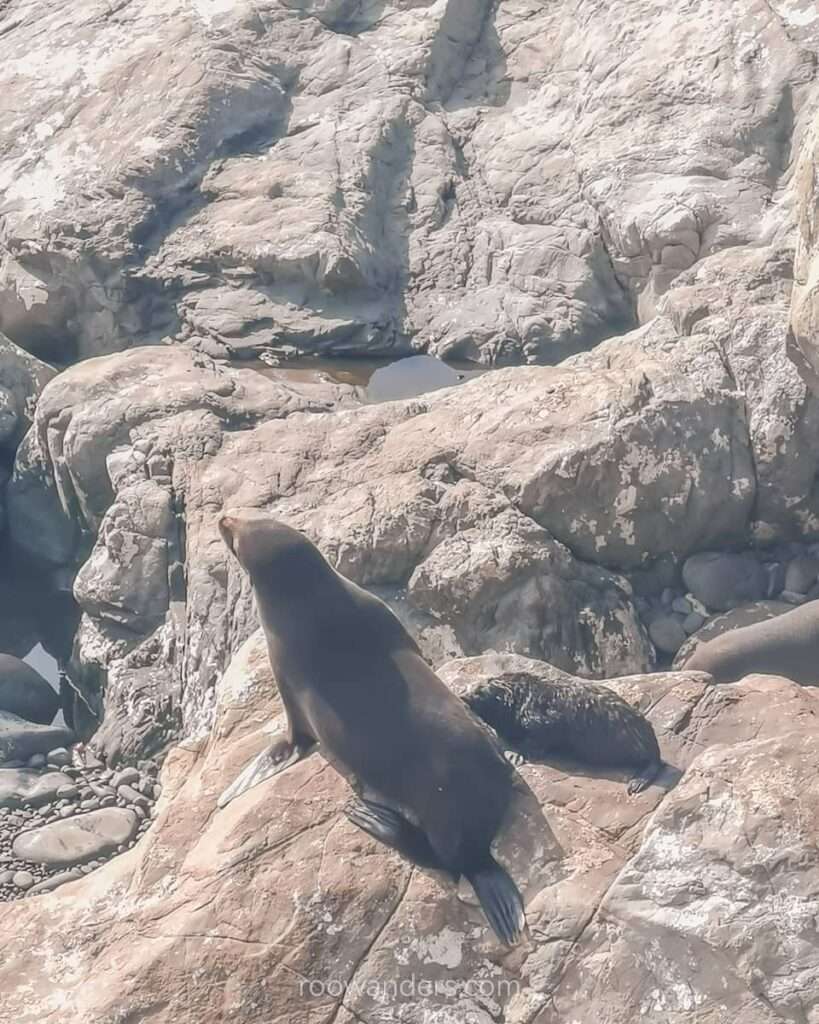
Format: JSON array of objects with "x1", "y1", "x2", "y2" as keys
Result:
[{"x1": 515, "y1": 751, "x2": 683, "y2": 795}]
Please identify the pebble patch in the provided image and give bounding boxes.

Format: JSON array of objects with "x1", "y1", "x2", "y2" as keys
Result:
[{"x1": 0, "y1": 750, "x2": 160, "y2": 901}]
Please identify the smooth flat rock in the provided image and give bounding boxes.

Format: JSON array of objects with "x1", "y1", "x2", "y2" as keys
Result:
[
  {"x1": 0, "y1": 769, "x2": 70, "y2": 809},
  {"x1": 682, "y1": 551, "x2": 767, "y2": 611},
  {"x1": 12, "y1": 809, "x2": 138, "y2": 867},
  {"x1": 27, "y1": 869, "x2": 84, "y2": 897},
  {"x1": 0, "y1": 712, "x2": 73, "y2": 763}
]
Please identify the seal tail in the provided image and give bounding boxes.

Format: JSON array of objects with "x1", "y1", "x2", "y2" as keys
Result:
[{"x1": 465, "y1": 857, "x2": 526, "y2": 946}]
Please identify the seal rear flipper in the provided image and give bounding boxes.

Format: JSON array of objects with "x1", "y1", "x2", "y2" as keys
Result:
[
  {"x1": 465, "y1": 857, "x2": 526, "y2": 947},
  {"x1": 627, "y1": 757, "x2": 664, "y2": 795},
  {"x1": 218, "y1": 736, "x2": 317, "y2": 808},
  {"x1": 344, "y1": 799, "x2": 444, "y2": 870}
]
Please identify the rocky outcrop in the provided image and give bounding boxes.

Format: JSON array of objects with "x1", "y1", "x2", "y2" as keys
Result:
[
  {"x1": 1, "y1": 326, "x2": 751, "y2": 758},
  {"x1": 1, "y1": 635, "x2": 819, "y2": 1022},
  {"x1": 11, "y1": 241, "x2": 819, "y2": 757},
  {"x1": 1, "y1": 2, "x2": 817, "y2": 365},
  {"x1": 0, "y1": 333, "x2": 55, "y2": 455}
]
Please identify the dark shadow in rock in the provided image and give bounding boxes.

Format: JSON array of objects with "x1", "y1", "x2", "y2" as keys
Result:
[
  {"x1": 281, "y1": 0, "x2": 389, "y2": 36},
  {"x1": 439, "y1": 2, "x2": 510, "y2": 112},
  {"x1": 0, "y1": 541, "x2": 81, "y2": 668}
]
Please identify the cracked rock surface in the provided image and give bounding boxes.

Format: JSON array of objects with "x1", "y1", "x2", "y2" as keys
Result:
[
  {"x1": 1, "y1": 1, "x2": 818, "y2": 365},
  {"x1": 1, "y1": 632, "x2": 818, "y2": 1022}
]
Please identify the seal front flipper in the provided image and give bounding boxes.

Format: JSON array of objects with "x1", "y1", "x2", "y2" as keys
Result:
[
  {"x1": 218, "y1": 735, "x2": 318, "y2": 808},
  {"x1": 465, "y1": 855, "x2": 526, "y2": 947},
  {"x1": 627, "y1": 756, "x2": 664, "y2": 795},
  {"x1": 344, "y1": 798, "x2": 444, "y2": 870}
]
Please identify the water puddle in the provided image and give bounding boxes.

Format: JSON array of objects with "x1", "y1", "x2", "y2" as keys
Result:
[{"x1": 238, "y1": 353, "x2": 487, "y2": 403}]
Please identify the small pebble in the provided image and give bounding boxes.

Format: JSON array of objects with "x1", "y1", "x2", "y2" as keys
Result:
[
  {"x1": 27, "y1": 754, "x2": 46, "y2": 770},
  {"x1": 682, "y1": 612, "x2": 705, "y2": 634},
  {"x1": 660, "y1": 587, "x2": 675, "y2": 607},
  {"x1": 27, "y1": 869, "x2": 84, "y2": 896},
  {"x1": 671, "y1": 596, "x2": 692, "y2": 616},
  {"x1": 12, "y1": 871, "x2": 34, "y2": 890},
  {"x1": 59, "y1": 806, "x2": 75, "y2": 818},
  {"x1": 784, "y1": 555, "x2": 819, "y2": 595},
  {"x1": 0, "y1": 871, "x2": 13, "y2": 885},
  {"x1": 649, "y1": 614, "x2": 687, "y2": 655},
  {"x1": 46, "y1": 748, "x2": 72, "y2": 768},
  {"x1": 118, "y1": 784, "x2": 149, "y2": 809},
  {"x1": 56, "y1": 785, "x2": 79, "y2": 800},
  {"x1": 111, "y1": 768, "x2": 140, "y2": 789}
]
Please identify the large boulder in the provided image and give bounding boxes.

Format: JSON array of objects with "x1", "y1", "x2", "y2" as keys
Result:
[
  {"x1": 1, "y1": 634, "x2": 819, "y2": 1022},
  {"x1": 0, "y1": 1, "x2": 816, "y2": 364},
  {"x1": 0, "y1": 654, "x2": 59, "y2": 725}
]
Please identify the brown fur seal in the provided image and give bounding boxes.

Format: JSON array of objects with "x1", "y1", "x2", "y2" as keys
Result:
[
  {"x1": 461, "y1": 673, "x2": 662, "y2": 794},
  {"x1": 681, "y1": 598, "x2": 819, "y2": 684},
  {"x1": 217, "y1": 510, "x2": 526, "y2": 946}
]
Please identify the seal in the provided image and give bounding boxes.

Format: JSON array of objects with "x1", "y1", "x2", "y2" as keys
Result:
[
  {"x1": 462, "y1": 672, "x2": 663, "y2": 794},
  {"x1": 680, "y1": 597, "x2": 819, "y2": 684},
  {"x1": 217, "y1": 510, "x2": 527, "y2": 946}
]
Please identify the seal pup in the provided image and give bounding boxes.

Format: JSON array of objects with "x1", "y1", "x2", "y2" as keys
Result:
[
  {"x1": 217, "y1": 510, "x2": 526, "y2": 946},
  {"x1": 680, "y1": 597, "x2": 819, "y2": 684},
  {"x1": 462, "y1": 672, "x2": 663, "y2": 794}
]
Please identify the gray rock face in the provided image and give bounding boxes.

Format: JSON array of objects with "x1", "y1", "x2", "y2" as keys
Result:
[
  {"x1": 12, "y1": 808, "x2": 138, "y2": 867},
  {"x1": 682, "y1": 551, "x2": 767, "y2": 611},
  {"x1": 0, "y1": 1, "x2": 817, "y2": 367},
  {"x1": 0, "y1": 655, "x2": 59, "y2": 725},
  {"x1": 0, "y1": 713, "x2": 73, "y2": 764},
  {"x1": 0, "y1": 333, "x2": 55, "y2": 454},
  {"x1": 0, "y1": 770, "x2": 69, "y2": 809}
]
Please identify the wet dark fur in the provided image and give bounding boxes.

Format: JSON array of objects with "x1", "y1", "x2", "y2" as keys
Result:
[{"x1": 462, "y1": 674, "x2": 662, "y2": 794}]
